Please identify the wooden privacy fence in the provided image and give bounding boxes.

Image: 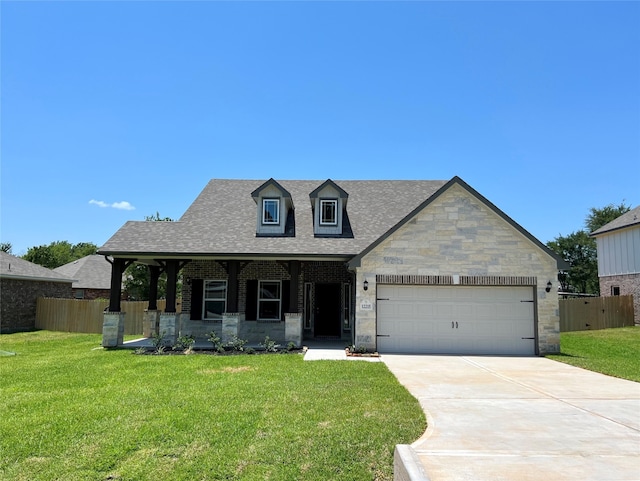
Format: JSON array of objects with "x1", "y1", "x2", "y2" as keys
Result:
[
  {"x1": 559, "y1": 295, "x2": 634, "y2": 332},
  {"x1": 35, "y1": 298, "x2": 181, "y2": 335}
]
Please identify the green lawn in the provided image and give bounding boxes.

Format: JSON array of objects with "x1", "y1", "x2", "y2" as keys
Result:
[
  {"x1": 0, "y1": 331, "x2": 425, "y2": 481},
  {"x1": 547, "y1": 327, "x2": 640, "y2": 382}
]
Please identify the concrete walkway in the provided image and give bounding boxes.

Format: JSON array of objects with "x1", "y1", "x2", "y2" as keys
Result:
[{"x1": 382, "y1": 355, "x2": 640, "y2": 481}]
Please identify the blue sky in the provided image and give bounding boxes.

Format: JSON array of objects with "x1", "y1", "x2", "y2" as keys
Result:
[{"x1": 2, "y1": 1, "x2": 639, "y2": 256}]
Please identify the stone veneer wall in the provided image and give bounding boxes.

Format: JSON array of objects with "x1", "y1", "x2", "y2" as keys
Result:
[
  {"x1": 354, "y1": 183, "x2": 560, "y2": 354},
  {"x1": 0, "y1": 278, "x2": 72, "y2": 333},
  {"x1": 599, "y1": 273, "x2": 640, "y2": 325}
]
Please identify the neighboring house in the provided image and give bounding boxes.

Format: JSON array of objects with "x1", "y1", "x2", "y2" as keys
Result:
[
  {"x1": 0, "y1": 251, "x2": 73, "y2": 333},
  {"x1": 591, "y1": 205, "x2": 640, "y2": 325},
  {"x1": 99, "y1": 176, "x2": 565, "y2": 355},
  {"x1": 54, "y1": 254, "x2": 114, "y2": 300}
]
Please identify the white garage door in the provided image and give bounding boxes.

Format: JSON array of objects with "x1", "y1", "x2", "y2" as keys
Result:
[{"x1": 377, "y1": 285, "x2": 536, "y2": 355}]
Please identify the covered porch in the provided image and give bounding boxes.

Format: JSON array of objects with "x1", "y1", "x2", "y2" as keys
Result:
[{"x1": 101, "y1": 257, "x2": 354, "y2": 349}]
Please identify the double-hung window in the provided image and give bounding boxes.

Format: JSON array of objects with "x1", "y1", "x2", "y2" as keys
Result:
[
  {"x1": 320, "y1": 199, "x2": 338, "y2": 225},
  {"x1": 203, "y1": 280, "x2": 227, "y2": 321},
  {"x1": 258, "y1": 280, "x2": 281, "y2": 320},
  {"x1": 262, "y1": 198, "x2": 280, "y2": 224}
]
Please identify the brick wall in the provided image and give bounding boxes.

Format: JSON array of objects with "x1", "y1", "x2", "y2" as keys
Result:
[
  {"x1": 599, "y1": 273, "x2": 640, "y2": 324},
  {"x1": 181, "y1": 260, "x2": 353, "y2": 339},
  {"x1": 355, "y1": 183, "x2": 560, "y2": 354},
  {"x1": 73, "y1": 288, "x2": 111, "y2": 300},
  {"x1": 0, "y1": 278, "x2": 72, "y2": 333}
]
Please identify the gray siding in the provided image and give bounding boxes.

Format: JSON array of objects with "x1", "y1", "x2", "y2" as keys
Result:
[{"x1": 596, "y1": 227, "x2": 640, "y2": 276}]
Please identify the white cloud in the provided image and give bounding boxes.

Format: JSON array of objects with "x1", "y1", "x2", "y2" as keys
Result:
[
  {"x1": 112, "y1": 201, "x2": 135, "y2": 211},
  {"x1": 89, "y1": 199, "x2": 109, "y2": 208},
  {"x1": 89, "y1": 199, "x2": 135, "y2": 210}
]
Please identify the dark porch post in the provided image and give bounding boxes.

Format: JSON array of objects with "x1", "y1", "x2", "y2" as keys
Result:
[
  {"x1": 108, "y1": 258, "x2": 126, "y2": 312},
  {"x1": 165, "y1": 260, "x2": 178, "y2": 313},
  {"x1": 227, "y1": 260, "x2": 239, "y2": 312},
  {"x1": 148, "y1": 265, "x2": 160, "y2": 310},
  {"x1": 288, "y1": 260, "x2": 300, "y2": 312}
]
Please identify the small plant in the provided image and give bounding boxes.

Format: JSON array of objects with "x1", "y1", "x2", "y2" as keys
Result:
[
  {"x1": 173, "y1": 334, "x2": 195, "y2": 351},
  {"x1": 226, "y1": 335, "x2": 248, "y2": 352},
  {"x1": 208, "y1": 332, "x2": 225, "y2": 353},
  {"x1": 347, "y1": 344, "x2": 368, "y2": 354},
  {"x1": 286, "y1": 341, "x2": 297, "y2": 351},
  {"x1": 155, "y1": 345, "x2": 167, "y2": 355},
  {"x1": 151, "y1": 331, "x2": 167, "y2": 352},
  {"x1": 133, "y1": 347, "x2": 148, "y2": 355},
  {"x1": 245, "y1": 347, "x2": 256, "y2": 354},
  {"x1": 260, "y1": 336, "x2": 279, "y2": 353}
]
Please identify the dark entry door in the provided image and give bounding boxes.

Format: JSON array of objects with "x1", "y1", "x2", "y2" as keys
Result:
[{"x1": 314, "y1": 283, "x2": 342, "y2": 337}]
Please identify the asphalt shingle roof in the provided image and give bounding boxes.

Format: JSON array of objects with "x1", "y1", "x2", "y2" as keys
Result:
[
  {"x1": 0, "y1": 251, "x2": 74, "y2": 283},
  {"x1": 591, "y1": 205, "x2": 640, "y2": 236},
  {"x1": 99, "y1": 179, "x2": 448, "y2": 258},
  {"x1": 53, "y1": 255, "x2": 113, "y2": 289}
]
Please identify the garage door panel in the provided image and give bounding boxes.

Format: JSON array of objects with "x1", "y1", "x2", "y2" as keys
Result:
[{"x1": 377, "y1": 285, "x2": 535, "y2": 355}]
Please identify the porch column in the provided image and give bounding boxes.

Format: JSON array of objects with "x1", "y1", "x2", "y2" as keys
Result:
[
  {"x1": 165, "y1": 260, "x2": 178, "y2": 313},
  {"x1": 148, "y1": 265, "x2": 160, "y2": 311},
  {"x1": 288, "y1": 260, "x2": 300, "y2": 313},
  {"x1": 227, "y1": 260, "x2": 239, "y2": 313},
  {"x1": 107, "y1": 258, "x2": 126, "y2": 312}
]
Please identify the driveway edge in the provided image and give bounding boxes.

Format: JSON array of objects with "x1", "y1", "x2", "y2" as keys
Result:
[{"x1": 394, "y1": 444, "x2": 431, "y2": 481}]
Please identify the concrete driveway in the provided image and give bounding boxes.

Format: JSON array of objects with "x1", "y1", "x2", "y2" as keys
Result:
[{"x1": 383, "y1": 355, "x2": 640, "y2": 481}]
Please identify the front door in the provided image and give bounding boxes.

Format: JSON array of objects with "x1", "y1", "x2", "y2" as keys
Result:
[{"x1": 314, "y1": 283, "x2": 342, "y2": 338}]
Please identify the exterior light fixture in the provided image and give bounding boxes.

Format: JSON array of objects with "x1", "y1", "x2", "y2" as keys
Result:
[
  {"x1": 545, "y1": 281, "x2": 552, "y2": 293},
  {"x1": 363, "y1": 279, "x2": 369, "y2": 291}
]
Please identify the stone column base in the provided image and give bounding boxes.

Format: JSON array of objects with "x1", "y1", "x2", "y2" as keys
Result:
[
  {"x1": 285, "y1": 313, "x2": 302, "y2": 347},
  {"x1": 222, "y1": 313, "x2": 242, "y2": 344},
  {"x1": 159, "y1": 313, "x2": 180, "y2": 346},
  {"x1": 102, "y1": 312, "x2": 126, "y2": 347},
  {"x1": 143, "y1": 310, "x2": 160, "y2": 338}
]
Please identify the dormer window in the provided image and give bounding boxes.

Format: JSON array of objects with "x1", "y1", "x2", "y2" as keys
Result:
[
  {"x1": 310, "y1": 179, "x2": 352, "y2": 238},
  {"x1": 251, "y1": 179, "x2": 295, "y2": 237},
  {"x1": 262, "y1": 198, "x2": 280, "y2": 225},
  {"x1": 320, "y1": 199, "x2": 338, "y2": 225}
]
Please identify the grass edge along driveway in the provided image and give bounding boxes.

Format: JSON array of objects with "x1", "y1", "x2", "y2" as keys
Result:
[
  {"x1": 546, "y1": 326, "x2": 640, "y2": 382},
  {"x1": 0, "y1": 331, "x2": 425, "y2": 481}
]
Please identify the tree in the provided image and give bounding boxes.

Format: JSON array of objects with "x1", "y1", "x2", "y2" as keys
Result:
[
  {"x1": 0, "y1": 242, "x2": 12, "y2": 253},
  {"x1": 22, "y1": 241, "x2": 98, "y2": 269},
  {"x1": 547, "y1": 202, "x2": 631, "y2": 295},
  {"x1": 123, "y1": 213, "x2": 176, "y2": 301},
  {"x1": 585, "y1": 202, "x2": 631, "y2": 233},
  {"x1": 547, "y1": 231, "x2": 598, "y2": 294}
]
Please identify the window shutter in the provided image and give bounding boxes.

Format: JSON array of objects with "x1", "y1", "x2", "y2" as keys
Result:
[
  {"x1": 282, "y1": 280, "x2": 290, "y2": 321},
  {"x1": 190, "y1": 279, "x2": 203, "y2": 320},
  {"x1": 246, "y1": 280, "x2": 257, "y2": 320}
]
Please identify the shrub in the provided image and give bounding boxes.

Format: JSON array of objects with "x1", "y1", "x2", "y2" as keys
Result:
[
  {"x1": 260, "y1": 336, "x2": 279, "y2": 353},
  {"x1": 207, "y1": 332, "x2": 225, "y2": 353},
  {"x1": 226, "y1": 335, "x2": 248, "y2": 352},
  {"x1": 173, "y1": 335, "x2": 195, "y2": 352}
]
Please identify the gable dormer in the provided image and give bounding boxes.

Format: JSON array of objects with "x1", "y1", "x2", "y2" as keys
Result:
[
  {"x1": 309, "y1": 179, "x2": 351, "y2": 237},
  {"x1": 251, "y1": 179, "x2": 295, "y2": 237}
]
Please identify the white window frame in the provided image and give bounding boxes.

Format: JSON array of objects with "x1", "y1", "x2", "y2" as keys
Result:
[
  {"x1": 202, "y1": 279, "x2": 227, "y2": 321},
  {"x1": 319, "y1": 199, "x2": 338, "y2": 226},
  {"x1": 258, "y1": 280, "x2": 281, "y2": 321},
  {"x1": 303, "y1": 282, "x2": 312, "y2": 329},
  {"x1": 262, "y1": 198, "x2": 280, "y2": 225},
  {"x1": 343, "y1": 283, "x2": 351, "y2": 331}
]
